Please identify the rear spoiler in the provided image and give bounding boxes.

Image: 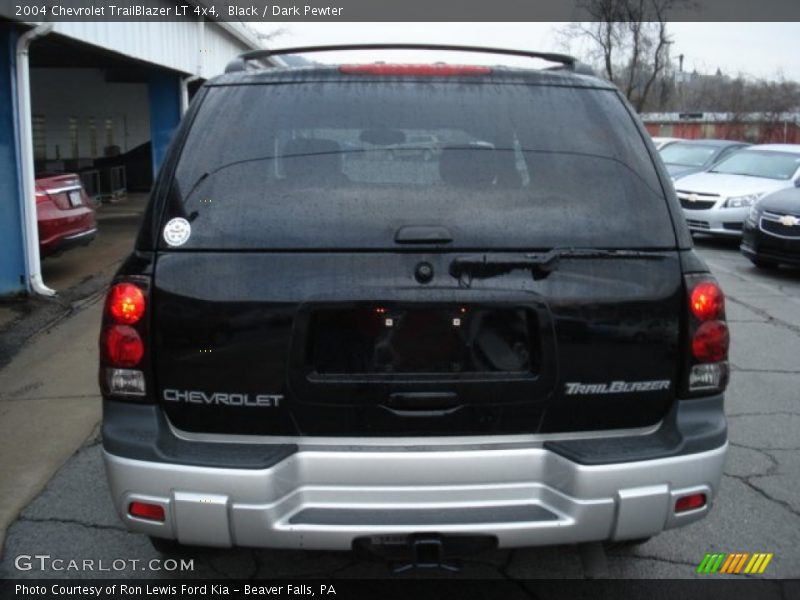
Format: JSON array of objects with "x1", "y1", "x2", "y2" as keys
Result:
[{"x1": 224, "y1": 44, "x2": 594, "y2": 76}]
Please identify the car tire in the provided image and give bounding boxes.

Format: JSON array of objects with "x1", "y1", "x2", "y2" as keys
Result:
[{"x1": 751, "y1": 258, "x2": 778, "y2": 269}]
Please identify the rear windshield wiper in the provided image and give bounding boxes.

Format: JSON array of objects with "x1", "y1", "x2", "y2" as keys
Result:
[{"x1": 449, "y1": 248, "x2": 668, "y2": 284}]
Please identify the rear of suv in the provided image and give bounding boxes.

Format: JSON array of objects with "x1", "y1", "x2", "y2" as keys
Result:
[{"x1": 100, "y1": 46, "x2": 729, "y2": 555}]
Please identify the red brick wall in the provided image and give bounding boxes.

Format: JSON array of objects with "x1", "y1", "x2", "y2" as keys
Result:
[{"x1": 644, "y1": 121, "x2": 800, "y2": 144}]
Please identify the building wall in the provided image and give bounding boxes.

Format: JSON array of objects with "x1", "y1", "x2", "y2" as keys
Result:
[
  {"x1": 0, "y1": 16, "x2": 260, "y2": 296},
  {"x1": 0, "y1": 27, "x2": 27, "y2": 295},
  {"x1": 30, "y1": 68, "x2": 149, "y2": 162},
  {"x1": 43, "y1": 21, "x2": 257, "y2": 78}
]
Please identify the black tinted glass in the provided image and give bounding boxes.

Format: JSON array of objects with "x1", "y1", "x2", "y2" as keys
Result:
[{"x1": 164, "y1": 81, "x2": 673, "y2": 249}]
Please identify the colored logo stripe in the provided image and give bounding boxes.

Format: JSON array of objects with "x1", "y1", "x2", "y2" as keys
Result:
[
  {"x1": 698, "y1": 552, "x2": 773, "y2": 574},
  {"x1": 720, "y1": 553, "x2": 749, "y2": 574},
  {"x1": 719, "y1": 553, "x2": 736, "y2": 573},
  {"x1": 697, "y1": 553, "x2": 725, "y2": 573},
  {"x1": 744, "y1": 553, "x2": 773, "y2": 574},
  {"x1": 734, "y1": 553, "x2": 750, "y2": 573}
]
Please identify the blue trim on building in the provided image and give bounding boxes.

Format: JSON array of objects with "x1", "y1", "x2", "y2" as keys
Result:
[
  {"x1": 0, "y1": 28, "x2": 27, "y2": 296},
  {"x1": 148, "y1": 71, "x2": 181, "y2": 177}
]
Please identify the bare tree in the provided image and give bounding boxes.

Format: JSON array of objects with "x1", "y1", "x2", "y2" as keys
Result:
[
  {"x1": 561, "y1": 0, "x2": 687, "y2": 111},
  {"x1": 250, "y1": 26, "x2": 289, "y2": 45}
]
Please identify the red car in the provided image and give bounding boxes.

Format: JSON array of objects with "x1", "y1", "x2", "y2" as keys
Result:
[{"x1": 36, "y1": 173, "x2": 97, "y2": 257}]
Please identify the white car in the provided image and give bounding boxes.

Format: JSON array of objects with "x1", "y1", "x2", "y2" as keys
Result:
[
  {"x1": 675, "y1": 144, "x2": 800, "y2": 237},
  {"x1": 651, "y1": 136, "x2": 680, "y2": 150}
]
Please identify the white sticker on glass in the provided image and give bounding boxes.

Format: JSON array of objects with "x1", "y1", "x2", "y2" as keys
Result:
[{"x1": 163, "y1": 217, "x2": 191, "y2": 247}]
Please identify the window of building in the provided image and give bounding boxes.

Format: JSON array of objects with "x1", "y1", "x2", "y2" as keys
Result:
[
  {"x1": 105, "y1": 118, "x2": 114, "y2": 149},
  {"x1": 69, "y1": 117, "x2": 79, "y2": 159},
  {"x1": 88, "y1": 117, "x2": 97, "y2": 158},
  {"x1": 32, "y1": 114, "x2": 46, "y2": 160}
]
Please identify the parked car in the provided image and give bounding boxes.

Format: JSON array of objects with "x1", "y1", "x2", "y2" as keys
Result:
[
  {"x1": 741, "y1": 186, "x2": 800, "y2": 268},
  {"x1": 387, "y1": 133, "x2": 441, "y2": 161},
  {"x1": 659, "y1": 139, "x2": 750, "y2": 181},
  {"x1": 36, "y1": 173, "x2": 97, "y2": 257},
  {"x1": 100, "y1": 46, "x2": 728, "y2": 558},
  {"x1": 675, "y1": 144, "x2": 800, "y2": 237},
  {"x1": 651, "y1": 136, "x2": 680, "y2": 150}
]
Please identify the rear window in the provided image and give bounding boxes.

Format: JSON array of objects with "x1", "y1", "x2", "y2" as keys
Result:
[
  {"x1": 710, "y1": 150, "x2": 800, "y2": 180},
  {"x1": 162, "y1": 80, "x2": 674, "y2": 250}
]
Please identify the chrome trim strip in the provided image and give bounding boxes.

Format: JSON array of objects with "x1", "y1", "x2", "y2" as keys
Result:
[
  {"x1": 675, "y1": 191, "x2": 721, "y2": 199},
  {"x1": 165, "y1": 416, "x2": 663, "y2": 449},
  {"x1": 44, "y1": 185, "x2": 82, "y2": 195},
  {"x1": 763, "y1": 210, "x2": 800, "y2": 220},
  {"x1": 63, "y1": 228, "x2": 97, "y2": 241}
]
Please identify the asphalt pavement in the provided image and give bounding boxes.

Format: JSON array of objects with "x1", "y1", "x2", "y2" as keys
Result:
[
  {"x1": 0, "y1": 195, "x2": 147, "y2": 553},
  {"x1": 0, "y1": 232, "x2": 798, "y2": 581}
]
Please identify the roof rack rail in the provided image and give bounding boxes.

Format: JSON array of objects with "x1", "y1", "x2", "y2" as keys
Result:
[{"x1": 224, "y1": 44, "x2": 593, "y2": 75}]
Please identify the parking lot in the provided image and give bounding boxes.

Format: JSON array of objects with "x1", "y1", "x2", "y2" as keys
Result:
[{"x1": 0, "y1": 226, "x2": 798, "y2": 580}]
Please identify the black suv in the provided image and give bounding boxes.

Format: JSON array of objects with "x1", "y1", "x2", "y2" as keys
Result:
[{"x1": 100, "y1": 46, "x2": 729, "y2": 555}]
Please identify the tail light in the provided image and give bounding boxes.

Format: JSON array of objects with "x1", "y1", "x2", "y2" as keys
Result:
[
  {"x1": 108, "y1": 283, "x2": 146, "y2": 324},
  {"x1": 675, "y1": 493, "x2": 707, "y2": 513},
  {"x1": 339, "y1": 64, "x2": 492, "y2": 76},
  {"x1": 99, "y1": 278, "x2": 150, "y2": 399},
  {"x1": 692, "y1": 321, "x2": 729, "y2": 363},
  {"x1": 102, "y1": 326, "x2": 144, "y2": 366},
  {"x1": 690, "y1": 282, "x2": 724, "y2": 321},
  {"x1": 129, "y1": 501, "x2": 165, "y2": 522},
  {"x1": 684, "y1": 275, "x2": 729, "y2": 394}
]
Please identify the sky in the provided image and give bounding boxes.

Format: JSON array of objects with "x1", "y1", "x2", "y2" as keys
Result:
[{"x1": 251, "y1": 22, "x2": 800, "y2": 81}]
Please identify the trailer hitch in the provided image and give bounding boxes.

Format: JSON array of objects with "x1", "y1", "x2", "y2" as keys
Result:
[
  {"x1": 353, "y1": 533, "x2": 495, "y2": 572},
  {"x1": 392, "y1": 537, "x2": 460, "y2": 573}
]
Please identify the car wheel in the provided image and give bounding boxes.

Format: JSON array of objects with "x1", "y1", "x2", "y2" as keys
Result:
[{"x1": 751, "y1": 258, "x2": 778, "y2": 269}]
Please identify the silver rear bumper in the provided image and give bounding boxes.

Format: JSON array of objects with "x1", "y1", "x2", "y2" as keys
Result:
[{"x1": 104, "y1": 442, "x2": 726, "y2": 550}]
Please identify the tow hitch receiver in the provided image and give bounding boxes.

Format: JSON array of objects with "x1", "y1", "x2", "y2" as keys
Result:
[
  {"x1": 394, "y1": 538, "x2": 458, "y2": 573},
  {"x1": 353, "y1": 534, "x2": 496, "y2": 573}
]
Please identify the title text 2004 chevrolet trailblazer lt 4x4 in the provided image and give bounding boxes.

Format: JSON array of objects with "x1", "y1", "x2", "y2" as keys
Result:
[{"x1": 99, "y1": 45, "x2": 729, "y2": 558}]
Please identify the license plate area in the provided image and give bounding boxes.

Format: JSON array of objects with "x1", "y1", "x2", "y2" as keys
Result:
[
  {"x1": 67, "y1": 189, "x2": 82, "y2": 207},
  {"x1": 288, "y1": 294, "x2": 557, "y2": 408},
  {"x1": 308, "y1": 305, "x2": 537, "y2": 375}
]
